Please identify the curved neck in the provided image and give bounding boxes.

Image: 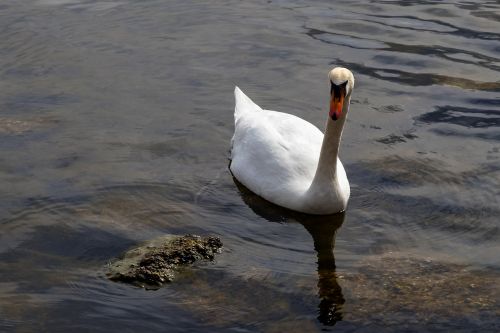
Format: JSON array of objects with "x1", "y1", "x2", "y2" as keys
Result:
[{"x1": 311, "y1": 95, "x2": 350, "y2": 185}]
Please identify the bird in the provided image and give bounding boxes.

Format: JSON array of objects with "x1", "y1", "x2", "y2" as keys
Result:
[{"x1": 230, "y1": 67, "x2": 354, "y2": 215}]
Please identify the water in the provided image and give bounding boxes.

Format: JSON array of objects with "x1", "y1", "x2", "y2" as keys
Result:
[{"x1": 1, "y1": 0, "x2": 499, "y2": 331}]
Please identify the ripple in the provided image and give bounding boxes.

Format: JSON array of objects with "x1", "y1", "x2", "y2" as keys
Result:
[
  {"x1": 376, "y1": 133, "x2": 418, "y2": 145},
  {"x1": 364, "y1": 13, "x2": 500, "y2": 40},
  {"x1": 417, "y1": 105, "x2": 500, "y2": 142},
  {"x1": 35, "y1": 0, "x2": 82, "y2": 5},
  {"x1": 373, "y1": 104, "x2": 405, "y2": 113},
  {"x1": 2, "y1": 93, "x2": 75, "y2": 113},
  {"x1": 467, "y1": 97, "x2": 500, "y2": 107},
  {"x1": 418, "y1": 105, "x2": 500, "y2": 128},
  {"x1": 362, "y1": 14, "x2": 457, "y2": 33},
  {"x1": 332, "y1": 60, "x2": 500, "y2": 91},
  {"x1": 430, "y1": 127, "x2": 500, "y2": 142},
  {"x1": 68, "y1": 1, "x2": 126, "y2": 12},
  {"x1": 305, "y1": 26, "x2": 500, "y2": 72},
  {"x1": 306, "y1": 29, "x2": 389, "y2": 50},
  {"x1": 0, "y1": 181, "x2": 204, "y2": 256},
  {"x1": 349, "y1": 156, "x2": 500, "y2": 258},
  {"x1": 471, "y1": 10, "x2": 500, "y2": 22}
]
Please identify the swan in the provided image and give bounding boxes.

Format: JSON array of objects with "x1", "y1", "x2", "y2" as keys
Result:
[{"x1": 230, "y1": 67, "x2": 354, "y2": 215}]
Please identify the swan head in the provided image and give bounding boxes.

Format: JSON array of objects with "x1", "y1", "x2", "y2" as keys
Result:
[{"x1": 328, "y1": 67, "x2": 354, "y2": 121}]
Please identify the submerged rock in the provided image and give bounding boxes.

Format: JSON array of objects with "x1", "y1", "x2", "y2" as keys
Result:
[{"x1": 107, "y1": 234, "x2": 222, "y2": 289}]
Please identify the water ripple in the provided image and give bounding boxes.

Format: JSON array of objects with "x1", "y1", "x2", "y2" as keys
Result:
[
  {"x1": 363, "y1": 13, "x2": 500, "y2": 40},
  {"x1": 418, "y1": 105, "x2": 500, "y2": 129},
  {"x1": 333, "y1": 59, "x2": 500, "y2": 91}
]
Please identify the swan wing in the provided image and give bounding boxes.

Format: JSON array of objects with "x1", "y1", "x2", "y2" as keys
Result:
[{"x1": 230, "y1": 87, "x2": 324, "y2": 207}]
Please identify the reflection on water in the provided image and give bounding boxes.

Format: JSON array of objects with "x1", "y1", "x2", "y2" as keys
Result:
[
  {"x1": 304, "y1": 218, "x2": 345, "y2": 326},
  {"x1": 235, "y1": 178, "x2": 346, "y2": 326},
  {"x1": 1, "y1": 0, "x2": 500, "y2": 331}
]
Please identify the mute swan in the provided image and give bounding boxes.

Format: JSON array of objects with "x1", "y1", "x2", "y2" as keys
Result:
[{"x1": 230, "y1": 67, "x2": 354, "y2": 215}]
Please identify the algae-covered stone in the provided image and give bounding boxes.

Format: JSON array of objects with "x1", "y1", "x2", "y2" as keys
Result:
[{"x1": 107, "y1": 234, "x2": 222, "y2": 288}]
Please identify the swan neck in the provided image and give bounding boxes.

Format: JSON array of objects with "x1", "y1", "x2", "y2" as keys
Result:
[{"x1": 313, "y1": 97, "x2": 349, "y2": 182}]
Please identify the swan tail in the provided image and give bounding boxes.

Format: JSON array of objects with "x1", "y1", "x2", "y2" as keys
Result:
[{"x1": 234, "y1": 86, "x2": 261, "y2": 121}]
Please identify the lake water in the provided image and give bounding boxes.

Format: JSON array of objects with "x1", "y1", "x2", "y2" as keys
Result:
[{"x1": 1, "y1": 0, "x2": 499, "y2": 331}]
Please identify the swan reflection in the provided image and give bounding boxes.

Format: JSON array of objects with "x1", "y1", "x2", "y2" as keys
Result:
[{"x1": 234, "y1": 178, "x2": 345, "y2": 326}]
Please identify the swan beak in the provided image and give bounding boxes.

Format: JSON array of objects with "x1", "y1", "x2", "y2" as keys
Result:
[{"x1": 329, "y1": 82, "x2": 346, "y2": 121}]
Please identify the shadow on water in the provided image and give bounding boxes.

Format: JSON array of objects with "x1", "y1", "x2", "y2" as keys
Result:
[{"x1": 233, "y1": 178, "x2": 346, "y2": 326}]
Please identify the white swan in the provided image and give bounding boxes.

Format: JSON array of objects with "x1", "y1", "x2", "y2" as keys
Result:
[{"x1": 230, "y1": 67, "x2": 354, "y2": 215}]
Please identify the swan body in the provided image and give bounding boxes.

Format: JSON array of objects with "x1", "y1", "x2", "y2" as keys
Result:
[{"x1": 230, "y1": 68, "x2": 354, "y2": 215}]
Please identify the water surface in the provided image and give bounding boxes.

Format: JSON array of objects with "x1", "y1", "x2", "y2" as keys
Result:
[{"x1": 1, "y1": 0, "x2": 499, "y2": 332}]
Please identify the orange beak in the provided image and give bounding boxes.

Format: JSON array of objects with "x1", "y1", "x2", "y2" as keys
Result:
[
  {"x1": 329, "y1": 82, "x2": 347, "y2": 121},
  {"x1": 329, "y1": 94, "x2": 344, "y2": 121}
]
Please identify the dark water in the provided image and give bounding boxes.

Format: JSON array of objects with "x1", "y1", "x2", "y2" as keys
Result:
[{"x1": 1, "y1": 0, "x2": 499, "y2": 331}]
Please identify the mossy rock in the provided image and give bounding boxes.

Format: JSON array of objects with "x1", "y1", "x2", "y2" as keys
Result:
[{"x1": 107, "y1": 234, "x2": 222, "y2": 289}]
